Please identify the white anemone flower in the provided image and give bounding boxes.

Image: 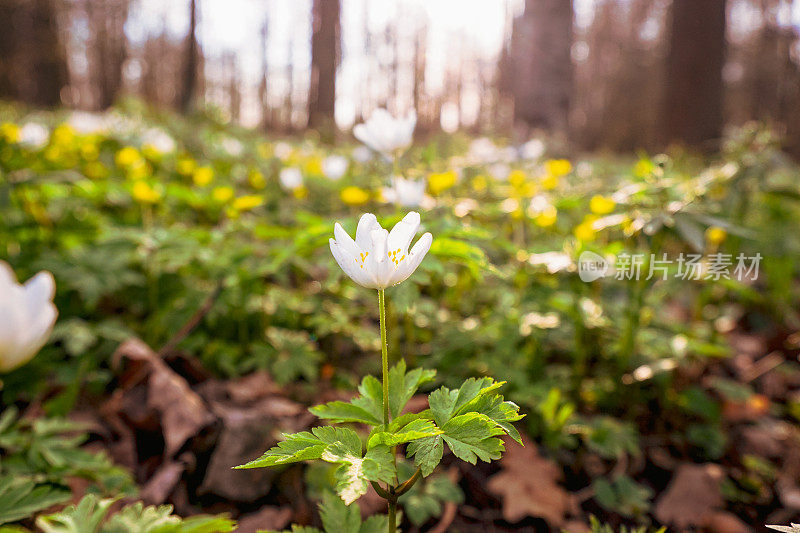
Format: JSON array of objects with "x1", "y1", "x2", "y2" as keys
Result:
[
  {"x1": 19, "y1": 123, "x2": 50, "y2": 149},
  {"x1": 330, "y1": 212, "x2": 433, "y2": 289},
  {"x1": 353, "y1": 109, "x2": 416, "y2": 157},
  {"x1": 0, "y1": 262, "x2": 58, "y2": 373},
  {"x1": 279, "y1": 167, "x2": 303, "y2": 190},
  {"x1": 382, "y1": 176, "x2": 428, "y2": 208},
  {"x1": 322, "y1": 155, "x2": 349, "y2": 180}
]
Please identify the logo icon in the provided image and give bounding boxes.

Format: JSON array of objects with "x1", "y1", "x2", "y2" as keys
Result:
[{"x1": 578, "y1": 251, "x2": 610, "y2": 282}]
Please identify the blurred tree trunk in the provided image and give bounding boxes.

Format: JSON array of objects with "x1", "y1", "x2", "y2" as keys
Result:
[
  {"x1": 87, "y1": 0, "x2": 129, "y2": 110},
  {"x1": 510, "y1": 0, "x2": 574, "y2": 134},
  {"x1": 307, "y1": 0, "x2": 340, "y2": 133},
  {"x1": 663, "y1": 0, "x2": 726, "y2": 149},
  {"x1": 0, "y1": 0, "x2": 67, "y2": 106},
  {"x1": 178, "y1": 0, "x2": 199, "y2": 113}
]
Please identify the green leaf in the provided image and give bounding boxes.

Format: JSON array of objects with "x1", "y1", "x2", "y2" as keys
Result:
[
  {"x1": 440, "y1": 413, "x2": 505, "y2": 464},
  {"x1": 406, "y1": 436, "x2": 444, "y2": 477},
  {"x1": 35, "y1": 494, "x2": 116, "y2": 533},
  {"x1": 388, "y1": 361, "x2": 436, "y2": 418},
  {"x1": 0, "y1": 478, "x2": 71, "y2": 525},
  {"x1": 309, "y1": 402, "x2": 381, "y2": 426},
  {"x1": 324, "y1": 444, "x2": 395, "y2": 505},
  {"x1": 319, "y1": 491, "x2": 360, "y2": 533},
  {"x1": 428, "y1": 378, "x2": 502, "y2": 428},
  {"x1": 367, "y1": 419, "x2": 442, "y2": 449},
  {"x1": 235, "y1": 427, "x2": 360, "y2": 469}
]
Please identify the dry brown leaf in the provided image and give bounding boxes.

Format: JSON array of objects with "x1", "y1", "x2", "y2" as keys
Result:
[
  {"x1": 486, "y1": 436, "x2": 571, "y2": 526},
  {"x1": 236, "y1": 507, "x2": 292, "y2": 533},
  {"x1": 654, "y1": 463, "x2": 724, "y2": 528},
  {"x1": 140, "y1": 460, "x2": 185, "y2": 504}
]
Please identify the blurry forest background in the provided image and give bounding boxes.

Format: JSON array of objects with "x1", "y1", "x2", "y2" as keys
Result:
[{"x1": 1, "y1": 0, "x2": 800, "y2": 154}]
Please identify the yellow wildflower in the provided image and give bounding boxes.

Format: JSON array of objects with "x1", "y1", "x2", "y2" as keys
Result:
[
  {"x1": 509, "y1": 170, "x2": 527, "y2": 188},
  {"x1": 533, "y1": 205, "x2": 558, "y2": 227},
  {"x1": 248, "y1": 169, "x2": 266, "y2": 189},
  {"x1": 293, "y1": 186, "x2": 308, "y2": 199},
  {"x1": 80, "y1": 142, "x2": 99, "y2": 161},
  {"x1": 132, "y1": 181, "x2": 161, "y2": 204},
  {"x1": 84, "y1": 161, "x2": 109, "y2": 180},
  {"x1": 541, "y1": 173, "x2": 559, "y2": 190},
  {"x1": 232, "y1": 195, "x2": 263, "y2": 212},
  {"x1": 428, "y1": 170, "x2": 458, "y2": 196},
  {"x1": 115, "y1": 147, "x2": 141, "y2": 168},
  {"x1": 545, "y1": 159, "x2": 572, "y2": 177},
  {"x1": 589, "y1": 195, "x2": 616, "y2": 215},
  {"x1": 193, "y1": 166, "x2": 214, "y2": 187},
  {"x1": 212, "y1": 186, "x2": 234, "y2": 203},
  {"x1": 633, "y1": 158, "x2": 654, "y2": 178},
  {"x1": 0, "y1": 122, "x2": 20, "y2": 143},
  {"x1": 303, "y1": 156, "x2": 323, "y2": 176},
  {"x1": 177, "y1": 157, "x2": 196, "y2": 176},
  {"x1": 341, "y1": 186, "x2": 370, "y2": 206},
  {"x1": 51, "y1": 124, "x2": 75, "y2": 146},
  {"x1": 574, "y1": 216, "x2": 597, "y2": 242},
  {"x1": 471, "y1": 174, "x2": 488, "y2": 192},
  {"x1": 705, "y1": 226, "x2": 727, "y2": 246}
]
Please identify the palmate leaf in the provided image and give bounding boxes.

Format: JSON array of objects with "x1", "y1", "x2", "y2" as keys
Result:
[
  {"x1": 0, "y1": 477, "x2": 71, "y2": 525},
  {"x1": 234, "y1": 426, "x2": 359, "y2": 469},
  {"x1": 323, "y1": 444, "x2": 395, "y2": 505},
  {"x1": 367, "y1": 418, "x2": 442, "y2": 449},
  {"x1": 407, "y1": 378, "x2": 523, "y2": 476},
  {"x1": 310, "y1": 361, "x2": 435, "y2": 426},
  {"x1": 35, "y1": 493, "x2": 116, "y2": 533}
]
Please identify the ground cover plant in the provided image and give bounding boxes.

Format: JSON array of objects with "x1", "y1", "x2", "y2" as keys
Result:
[{"x1": 1, "y1": 103, "x2": 799, "y2": 531}]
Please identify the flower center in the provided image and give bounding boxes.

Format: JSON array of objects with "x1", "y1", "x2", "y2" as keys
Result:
[{"x1": 388, "y1": 248, "x2": 405, "y2": 267}]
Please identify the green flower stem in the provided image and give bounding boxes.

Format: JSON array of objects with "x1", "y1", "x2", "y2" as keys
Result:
[
  {"x1": 378, "y1": 288, "x2": 390, "y2": 427},
  {"x1": 388, "y1": 501, "x2": 397, "y2": 533}
]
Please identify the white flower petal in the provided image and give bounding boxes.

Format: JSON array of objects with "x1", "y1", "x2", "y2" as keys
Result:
[
  {"x1": 391, "y1": 232, "x2": 432, "y2": 286},
  {"x1": 387, "y1": 212, "x2": 421, "y2": 255},
  {"x1": 355, "y1": 213, "x2": 380, "y2": 251},
  {"x1": 334, "y1": 222, "x2": 360, "y2": 257}
]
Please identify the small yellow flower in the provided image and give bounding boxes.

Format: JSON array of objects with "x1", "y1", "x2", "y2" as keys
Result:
[
  {"x1": 589, "y1": 195, "x2": 616, "y2": 215},
  {"x1": 84, "y1": 161, "x2": 109, "y2": 180},
  {"x1": 545, "y1": 159, "x2": 572, "y2": 177},
  {"x1": 0, "y1": 122, "x2": 20, "y2": 143},
  {"x1": 574, "y1": 216, "x2": 597, "y2": 242},
  {"x1": 142, "y1": 144, "x2": 163, "y2": 161},
  {"x1": 132, "y1": 181, "x2": 161, "y2": 204},
  {"x1": 232, "y1": 195, "x2": 263, "y2": 211},
  {"x1": 540, "y1": 173, "x2": 559, "y2": 190},
  {"x1": 248, "y1": 169, "x2": 266, "y2": 189},
  {"x1": 633, "y1": 158, "x2": 655, "y2": 178},
  {"x1": 193, "y1": 166, "x2": 214, "y2": 187},
  {"x1": 126, "y1": 160, "x2": 150, "y2": 180},
  {"x1": 51, "y1": 124, "x2": 75, "y2": 146},
  {"x1": 256, "y1": 142, "x2": 272, "y2": 159},
  {"x1": 177, "y1": 157, "x2": 196, "y2": 176},
  {"x1": 509, "y1": 170, "x2": 527, "y2": 188},
  {"x1": 471, "y1": 174, "x2": 488, "y2": 192},
  {"x1": 212, "y1": 186, "x2": 234, "y2": 203},
  {"x1": 80, "y1": 142, "x2": 99, "y2": 161},
  {"x1": 303, "y1": 156, "x2": 323, "y2": 176},
  {"x1": 706, "y1": 226, "x2": 727, "y2": 246},
  {"x1": 428, "y1": 170, "x2": 458, "y2": 196},
  {"x1": 341, "y1": 186, "x2": 370, "y2": 206},
  {"x1": 293, "y1": 186, "x2": 308, "y2": 199},
  {"x1": 116, "y1": 146, "x2": 141, "y2": 168},
  {"x1": 533, "y1": 205, "x2": 558, "y2": 227}
]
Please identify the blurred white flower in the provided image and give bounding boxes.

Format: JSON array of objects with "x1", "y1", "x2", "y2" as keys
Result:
[
  {"x1": 0, "y1": 262, "x2": 58, "y2": 373},
  {"x1": 19, "y1": 123, "x2": 49, "y2": 149},
  {"x1": 322, "y1": 155, "x2": 349, "y2": 180},
  {"x1": 142, "y1": 128, "x2": 176, "y2": 153},
  {"x1": 352, "y1": 145, "x2": 372, "y2": 163},
  {"x1": 454, "y1": 198, "x2": 478, "y2": 217},
  {"x1": 528, "y1": 252, "x2": 573, "y2": 273},
  {"x1": 329, "y1": 212, "x2": 432, "y2": 289},
  {"x1": 221, "y1": 137, "x2": 244, "y2": 157},
  {"x1": 274, "y1": 142, "x2": 293, "y2": 161},
  {"x1": 521, "y1": 138, "x2": 546, "y2": 160},
  {"x1": 382, "y1": 176, "x2": 430, "y2": 208},
  {"x1": 67, "y1": 111, "x2": 109, "y2": 134},
  {"x1": 519, "y1": 312, "x2": 560, "y2": 335},
  {"x1": 468, "y1": 137, "x2": 498, "y2": 163},
  {"x1": 489, "y1": 163, "x2": 510, "y2": 181},
  {"x1": 279, "y1": 167, "x2": 303, "y2": 190},
  {"x1": 353, "y1": 109, "x2": 416, "y2": 157}
]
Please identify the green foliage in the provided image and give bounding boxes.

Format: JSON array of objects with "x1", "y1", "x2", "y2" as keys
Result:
[
  {"x1": 592, "y1": 476, "x2": 653, "y2": 518},
  {"x1": 0, "y1": 408, "x2": 135, "y2": 525},
  {"x1": 583, "y1": 515, "x2": 665, "y2": 533},
  {"x1": 396, "y1": 464, "x2": 463, "y2": 526},
  {"x1": 265, "y1": 492, "x2": 394, "y2": 533},
  {"x1": 34, "y1": 494, "x2": 235, "y2": 533}
]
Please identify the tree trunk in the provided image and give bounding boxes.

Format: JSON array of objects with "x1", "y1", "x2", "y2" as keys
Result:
[
  {"x1": 307, "y1": 0, "x2": 340, "y2": 132},
  {"x1": 179, "y1": 0, "x2": 199, "y2": 113},
  {"x1": 510, "y1": 0, "x2": 574, "y2": 134},
  {"x1": 0, "y1": 0, "x2": 67, "y2": 106},
  {"x1": 663, "y1": 0, "x2": 727, "y2": 149}
]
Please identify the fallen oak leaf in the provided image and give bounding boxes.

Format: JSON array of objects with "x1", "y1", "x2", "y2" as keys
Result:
[
  {"x1": 654, "y1": 462, "x2": 724, "y2": 528},
  {"x1": 486, "y1": 436, "x2": 572, "y2": 526}
]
